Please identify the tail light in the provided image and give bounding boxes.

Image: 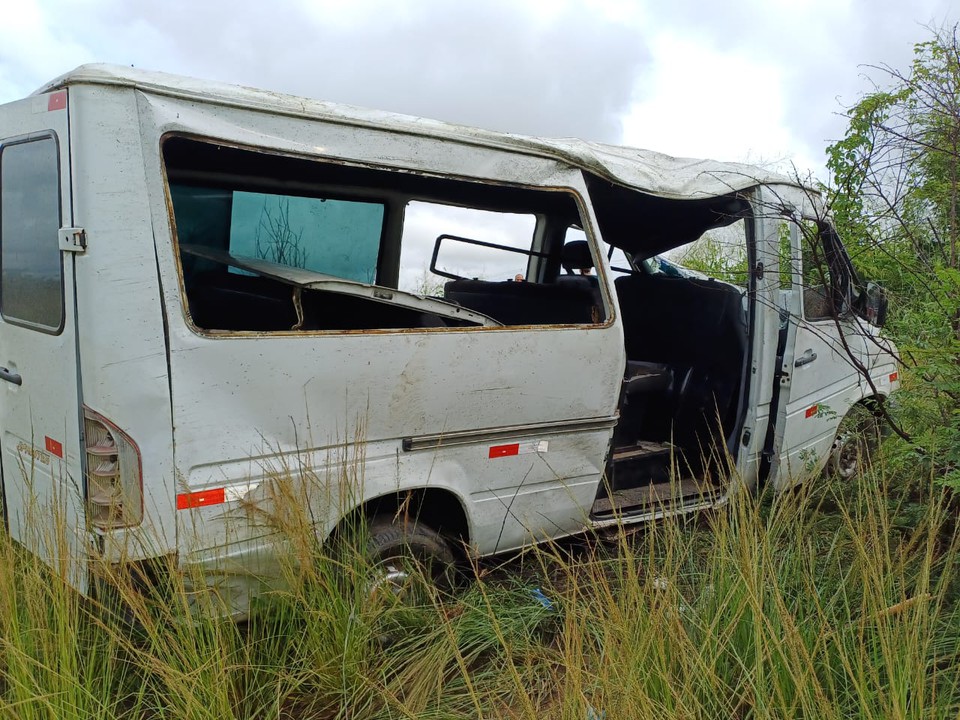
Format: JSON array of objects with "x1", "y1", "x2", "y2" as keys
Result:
[{"x1": 83, "y1": 408, "x2": 143, "y2": 528}]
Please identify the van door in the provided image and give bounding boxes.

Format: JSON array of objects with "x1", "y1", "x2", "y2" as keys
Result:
[
  {"x1": 0, "y1": 90, "x2": 87, "y2": 589},
  {"x1": 773, "y1": 218, "x2": 867, "y2": 486}
]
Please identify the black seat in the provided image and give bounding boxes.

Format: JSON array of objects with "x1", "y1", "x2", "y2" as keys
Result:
[
  {"x1": 623, "y1": 360, "x2": 673, "y2": 396},
  {"x1": 186, "y1": 271, "x2": 298, "y2": 330},
  {"x1": 560, "y1": 240, "x2": 594, "y2": 273},
  {"x1": 444, "y1": 278, "x2": 595, "y2": 325},
  {"x1": 556, "y1": 241, "x2": 603, "y2": 312},
  {"x1": 614, "y1": 272, "x2": 748, "y2": 451}
]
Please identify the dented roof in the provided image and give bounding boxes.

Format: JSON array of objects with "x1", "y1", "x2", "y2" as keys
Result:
[{"x1": 37, "y1": 63, "x2": 808, "y2": 201}]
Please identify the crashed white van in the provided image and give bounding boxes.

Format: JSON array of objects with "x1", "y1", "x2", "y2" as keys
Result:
[{"x1": 0, "y1": 65, "x2": 898, "y2": 613}]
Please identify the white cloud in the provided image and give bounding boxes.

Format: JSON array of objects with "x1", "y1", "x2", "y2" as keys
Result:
[
  {"x1": 620, "y1": 33, "x2": 805, "y2": 171},
  {"x1": 0, "y1": 0, "x2": 956, "y2": 181},
  {"x1": 0, "y1": 0, "x2": 94, "y2": 100}
]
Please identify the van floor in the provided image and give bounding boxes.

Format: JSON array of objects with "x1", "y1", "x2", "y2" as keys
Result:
[{"x1": 590, "y1": 476, "x2": 717, "y2": 518}]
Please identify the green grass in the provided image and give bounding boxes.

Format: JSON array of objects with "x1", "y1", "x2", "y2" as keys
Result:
[{"x1": 0, "y1": 458, "x2": 957, "y2": 719}]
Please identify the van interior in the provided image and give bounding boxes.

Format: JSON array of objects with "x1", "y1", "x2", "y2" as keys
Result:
[{"x1": 164, "y1": 137, "x2": 753, "y2": 520}]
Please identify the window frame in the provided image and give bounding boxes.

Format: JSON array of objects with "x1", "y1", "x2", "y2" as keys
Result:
[
  {"x1": 162, "y1": 135, "x2": 607, "y2": 337},
  {"x1": 796, "y1": 217, "x2": 852, "y2": 324},
  {"x1": 0, "y1": 132, "x2": 65, "y2": 335}
]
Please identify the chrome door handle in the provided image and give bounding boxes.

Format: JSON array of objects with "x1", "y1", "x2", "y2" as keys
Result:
[
  {"x1": 794, "y1": 350, "x2": 817, "y2": 368},
  {"x1": 0, "y1": 367, "x2": 22, "y2": 386}
]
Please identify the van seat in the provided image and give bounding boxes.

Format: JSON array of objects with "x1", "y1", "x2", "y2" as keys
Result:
[
  {"x1": 614, "y1": 272, "x2": 747, "y2": 447},
  {"x1": 187, "y1": 271, "x2": 298, "y2": 330},
  {"x1": 444, "y1": 279, "x2": 596, "y2": 325},
  {"x1": 623, "y1": 360, "x2": 673, "y2": 396}
]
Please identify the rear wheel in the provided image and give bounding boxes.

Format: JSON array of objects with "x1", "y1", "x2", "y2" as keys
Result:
[
  {"x1": 827, "y1": 404, "x2": 881, "y2": 479},
  {"x1": 363, "y1": 516, "x2": 457, "y2": 603}
]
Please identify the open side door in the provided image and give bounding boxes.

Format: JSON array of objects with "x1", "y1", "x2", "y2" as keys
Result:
[{"x1": 0, "y1": 89, "x2": 88, "y2": 589}]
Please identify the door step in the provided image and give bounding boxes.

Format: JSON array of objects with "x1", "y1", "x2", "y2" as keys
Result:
[
  {"x1": 611, "y1": 441, "x2": 672, "y2": 463},
  {"x1": 590, "y1": 477, "x2": 712, "y2": 517}
]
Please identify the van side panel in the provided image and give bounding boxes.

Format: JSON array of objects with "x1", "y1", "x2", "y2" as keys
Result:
[
  {"x1": 70, "y1": 86, "x2": 176, "y2": 559},
  {"x1": 133, "y1": 93, "x2": 624, "y2": 568}
]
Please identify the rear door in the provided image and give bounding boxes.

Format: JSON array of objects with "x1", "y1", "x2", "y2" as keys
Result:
[{"x1": 0, "y1": 89, "x2": 87, "y2": 588}]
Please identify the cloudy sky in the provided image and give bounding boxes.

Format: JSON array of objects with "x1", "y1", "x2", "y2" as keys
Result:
[{"x1": 1, "y1": 0, "x2": 955, "y2": 182}]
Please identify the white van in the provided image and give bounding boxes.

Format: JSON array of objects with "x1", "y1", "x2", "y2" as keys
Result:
[{"x1": 0, "y1": 65, "x2": 898, "y2": 613}]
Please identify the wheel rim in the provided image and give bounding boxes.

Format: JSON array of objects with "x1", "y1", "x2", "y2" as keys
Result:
[
  {"x1": 366, "y1": 558, "x2": 437, "y2": 605},
  {"x1": 831, "y1": 432, "x2": 861, "y2": 478},
  {"x1": 368, "y1": 562, "x2": 411, "y2": 597},
  {"x1": 829, "y1": 409, "x2": 878, "y2": 479}
]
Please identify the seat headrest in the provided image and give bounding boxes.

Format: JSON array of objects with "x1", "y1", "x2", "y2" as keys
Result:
[{"x1": 561, "y1": 240, "x2": 594, "y2": 273}]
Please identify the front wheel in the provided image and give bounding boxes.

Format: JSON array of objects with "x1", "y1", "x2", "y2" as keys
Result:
[{"x1": 827, "y1": 405, "x2": 881, "y2": 479}]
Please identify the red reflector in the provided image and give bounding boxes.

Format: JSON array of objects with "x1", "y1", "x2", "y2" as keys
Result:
[
  {"x1": 44, "y1": 436, "x2": 64, "y2": 458},
  {"x1": 47, "y1": 91, "x2": 66, "y2": 112},
  {"x1": 805, "y1": 405, "x2": 819, "y2": 419},
  {"x1": 889, "y1": 371, "x2": 899, "y2": 382},
  {"x1": 176, "y1": 488, "x2": 226, "y2": 510},
  {"x1": 489, "y1": 443, "x2": 520, "y2": 459}
]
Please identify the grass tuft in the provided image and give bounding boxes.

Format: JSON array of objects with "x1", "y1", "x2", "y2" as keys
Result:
[{"x1": 0, "y1": 455, "x2": 957, "y2": 718}]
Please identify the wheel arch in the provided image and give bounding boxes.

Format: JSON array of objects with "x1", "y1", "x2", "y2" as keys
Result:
[
  {"x1": 329, "y1": 487, "x2": 471, "y2": 558},
  {"x1": 857, "y1": 392, "x2": 888, "y2": 415}
]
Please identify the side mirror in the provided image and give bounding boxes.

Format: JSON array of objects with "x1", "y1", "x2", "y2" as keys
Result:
[{"x1": 864, "y1": 282, "x2": 888, "y2": 328}]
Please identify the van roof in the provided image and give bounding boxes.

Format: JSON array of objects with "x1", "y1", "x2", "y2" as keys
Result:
[{"x1": 37, "y1": 63, "x2": 810, "y2": 201}]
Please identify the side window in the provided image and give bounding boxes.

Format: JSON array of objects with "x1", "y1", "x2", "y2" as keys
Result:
[
  {"x1": 230, "y1": 192, "x2": 382, "y2": 283},
  {"x1": 401, "y1": 203, "x2": 535, "y2": 293},
  {"x1": 171, "y1": 185, "x2": 384, "y2": 285},
  {"x1": 0, "y1": 136, "x2": 63, "y2": 332},
  {"x1": 666, "y1": 218, "x2": 749, "y2": 285},
  {"x1": 798, "y1": 219, "x2": 848, "y2": 322},
  {"x1": 607, "y1": 246, "x2": 633, "y2": 277},
  {"x1": 164, "y1": 137, "x2": 598, "y2": 333},
  {"x1": 777, "y1": 221, "x2": 796, "y2": 290}
]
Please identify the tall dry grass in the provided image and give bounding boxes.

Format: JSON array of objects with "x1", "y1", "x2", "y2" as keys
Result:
[{"x1": 0, "y1": 457, "x2": 956, "y2": 719}]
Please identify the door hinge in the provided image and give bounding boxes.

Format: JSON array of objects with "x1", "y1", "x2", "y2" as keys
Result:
[{"x1": 59, "y1": 227, "x2": 87, "y2": 253}]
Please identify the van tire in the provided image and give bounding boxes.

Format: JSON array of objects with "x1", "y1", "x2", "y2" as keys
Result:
[
  {"x1": 364, "y1": 516, "x2": 457, "y2": 601},
  {"x1": 827, "y1": 404, "x2": 881, "y2": 479}
]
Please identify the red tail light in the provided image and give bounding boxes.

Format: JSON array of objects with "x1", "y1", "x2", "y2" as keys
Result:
[{"x1": 83, "y1": 408, "x2": 143, "y2": 528}]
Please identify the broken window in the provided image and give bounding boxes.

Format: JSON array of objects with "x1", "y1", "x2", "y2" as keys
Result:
[
  {"x1": 667, "y1": 219, "x2": 749, "y2": 285},
  {"x1": 400, "y1": 203, "x2": 535, "y2": 292},
  {"x1": 164, "y1": 137, "x2": 603, "y2": 333},
  {"x1": 777, "y1": 220, "x2": 796, "y2": 290},
  {"x1": 797, "y1": 220, "x2": 852, "y2": 322}
]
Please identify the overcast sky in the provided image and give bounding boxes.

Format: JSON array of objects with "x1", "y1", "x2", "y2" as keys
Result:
[{"x1": 1, "y1": 0, "x2": 955, "y2": 181}]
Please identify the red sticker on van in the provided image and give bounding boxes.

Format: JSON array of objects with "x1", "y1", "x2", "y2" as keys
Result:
[
  {"x1": 489, "y1": 443, "x2": 520, "y2": 459},
  {"x1": 805, "y1": 405, "x2": 819, "y2": 419},
  {"x1": 176, "y1": 488, "x2": 226, "y2": 510},
  {"x1": 44, "y1": 436, "x2": 63, "y2": 458},
  {"x1": 47, "y1": 91, "x2": 66, "y2": 112}
]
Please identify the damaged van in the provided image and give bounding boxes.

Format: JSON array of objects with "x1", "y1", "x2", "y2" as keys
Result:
[{"x1": 0, "y1": 65, "x2": 899, "y2": 614}]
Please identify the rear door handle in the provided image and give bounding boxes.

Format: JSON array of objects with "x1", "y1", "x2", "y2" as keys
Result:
[
  {"x1": 794, "y1": 350, "x2": 817, "y2": 368},
  {"x1": 0, "y1": 367, "x2": 22, "y2": 386}
]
